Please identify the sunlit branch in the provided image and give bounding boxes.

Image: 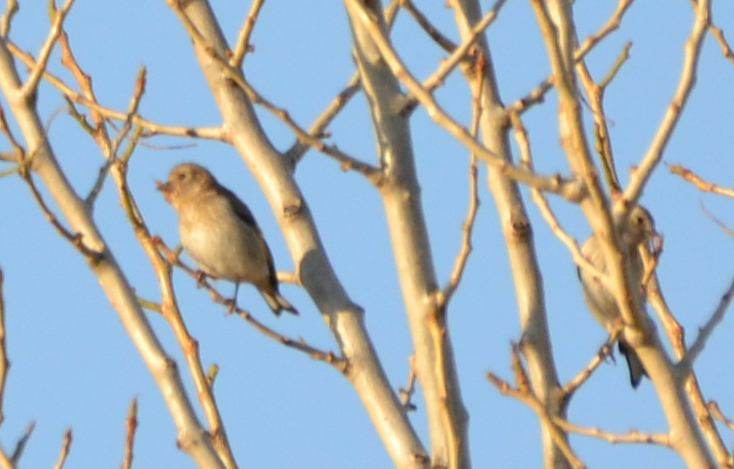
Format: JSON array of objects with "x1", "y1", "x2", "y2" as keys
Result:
[
  {"x1": 510, "y1": 112, "x2": 606, "y2": 286},
  {"x1": 709, "y1": 401, "x2": 734, "y2": 432},
  {"x1": 556, "y1": 419, "x2": 670, "y2": 446},
  {"x1": 346, "y1": 0, "x2": 584, "y2": 200},
  {"x1": 111, "y1": 157, "x2": 239, "y2": 469},
  {"x1": 576, "y1": 40, "x2": 632, "y2": 194},
  {"x1": 86, "y1": 69, "x2": 147, "y2": 209},
  {"x1": 242, "y1": 78, "x2": 381, "y2": 181},
  {"x1": 643, "y1": 249, "x2": 732, "y2": 466},
  {"x1": 52, "y1": 429, "x2": 72, "y2": 469},
  {"x1": 575, "y1": 0, "x2": 634, "y2": 61},
  {"x1": 398, "y1": 355, "x2": 418, "y2": 412},
  {"x1": 6, "y1": 41, "x2": 224, "y2": 140},
  {"x1": 487, "y1": 347, "x2": 584, "y2": 469},
  {"x1": 0, "y1": 0, "x2": 18, "y2": 36},
  {"x1": 403, "y1": 0, "x2": 507, "y2": 114},
  {"x1": 709, "y1": 23, "x2": 734, "y2": 65},
  {"x1": 288, "y1": 0, "x2": 400, "y2": 164},
  {"x1": 509, "y1": 0, "x2": 635, "y2": 115},
  {"x1": 563, "y1": 332, "x2": 619, "y2": 397},
  {"x1": 155, "y1": 240, "x2": 347, "y2": 372},
  {"x1": 20, "y1": 0, "x2": 75, "y2": 99},
  {"x1": 438, "y1": 77, "x2": 481, "y2": 308},
  {"x1": 121, "y1": 398, "x2": 138, "y2": 469},
  {"x1": 231, "y1": 0, "x2": 265, "y2": 68},
  {"x1": 623, "y1": 0, "x2": 711, "y2": 206},
  {"x1": 287, "y1": 72, "x2": 361, "y2": 163},
  {"x1": 668, "y1": 163, "x2": 734, "y2": 199},
  {"x1": 401, "y1": 0, "x2": 457, "y2": 53}
]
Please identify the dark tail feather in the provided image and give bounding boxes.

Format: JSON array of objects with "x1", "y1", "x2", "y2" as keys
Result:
[
  {"x1": 261, "y1": 289, "x2": 299, "y2": 316},
  {"x1": 619, "y1": 340, "x2": 647, "y2": 389}
]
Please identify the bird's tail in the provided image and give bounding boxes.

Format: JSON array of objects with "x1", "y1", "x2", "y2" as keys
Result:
[
  {"x1": 619, "y1": 339, "x2": 648, "y2": 389},
  {"x1": 261, "y1": 289, "x2": 299, "y2": 316}
]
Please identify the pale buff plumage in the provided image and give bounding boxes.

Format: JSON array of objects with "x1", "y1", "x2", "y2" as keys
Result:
[
  {"x1": 158, "y1": 163, "x2": 297, "y2": 316},
  {"x1": 578, "y1": 205, "x2": 655, "y2": 388}
]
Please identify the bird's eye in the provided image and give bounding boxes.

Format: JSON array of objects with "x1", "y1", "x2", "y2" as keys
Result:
[{"x1": 177, "y1": 172, "x2": 186, "y2": 181}]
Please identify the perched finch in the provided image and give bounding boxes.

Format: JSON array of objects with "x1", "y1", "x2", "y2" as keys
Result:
[
  {"x1": 157, "y1": 163, "x2": 298, "y2": 316},
  {"x1": 578, "y1": 205, "x2": 656, "y2": 388}
]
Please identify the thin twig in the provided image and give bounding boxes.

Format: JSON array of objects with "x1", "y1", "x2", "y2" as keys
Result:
[
  {"x1": 398, "y1": 354, "x2": 418, "y2": 412},
  {"x1": 555, "y1": 419, "x2": 670, "y2": 446},
  {"x1": 346, "y1": 0, "x2": 584, "y2": 200},
  {"x1": 643, "y1": 249, "x2": 732, "y2": 467},
  {"x1": 678, "y1": 275, "x2": 734, "y2": 374},
  {"x1": 21, "y1": 168, "x2": 103, "y2": 265},
  {"x1": 487, "y1": 350, "x2": 585, "y2": 469},
  {"x1": 52, "y1": 429, "x2": 72, "y2": 469},
  {"x1": 110, "y1": 152, "x2": 240, "y2": 469},
  {"x1": 20, "y1": 0, "x2": 75, "y2": 98},
  {"x1": 563, "y1": 331, "x2": 619, "y2": 397},
  {"x1": 623, "y1": 0, "x2": 711, "y2": 206},
  {"x1": 287, "y1": 0, "x2": 399, "y2": 164},
  {"x1": 0, "y1": 0, "x2": 18, "y2": 36},
  {"x1": 510, "y1": 112, "x2": 606, "y2": 285},
  {"x1": 0, "y1": 105, "x2": 24, "y2": 160},
  {"x1": 154, "y1": 240, "x2": 348, "y2": 372},
  {"x1": 0, "y1": 268, "x2": 7, "y2": 426},
  {"x1": 668, "y1": 163, "x2": 734, "y2": 198},
  {"x1": 708, "y1": 23, "x2": 734, "y2": 65},
  {"x1": 438, "y1": 65, "x2": 482, "y2": 307},
  {"x1": 286, "y1": 72, "x2": 360, "y2": 163},
  {"x1": 6, "y1": 41, "x2": 225, "y2": 140},
  {"x1": 9, "y1": 421, "x2": 35, "y2": 466},
  {"x1": 401, "y1": 0, "x2": 457, "y2": 53},
  {"x1": 403, "y1": 0, "x2": 507, "y2": 114},
  {"x1": 709, "y1": 401, "x2": 734, "y2": 432},
  {"x1": 231, "y1": 0, "x2": 265, "y2": 68},
  {"x1": 699, "y1": 203, "x2": 734, "y2": 240},
  {"x1": 168, "y1": 5, "x2": 383, "y2": 183},
  {"x1": 121, "y1": 398, "x2": 138, "y2": 469},
  {"x1": 509, "y1": 0, "x2": 635, "y2": 115},
  {"x1": 576, "y1": 0, "x2": 635, "y2": 61},
  {"x1": 576, "y1": 39, "x2": 633, "y2": 195}
]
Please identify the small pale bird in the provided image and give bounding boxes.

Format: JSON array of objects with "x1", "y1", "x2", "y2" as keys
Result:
[
  {"x1": 578, "y1": 205, "x2": 656, "y2": 388},
  {"x1": 157, "y1": 163, "x2": 298, "y2": 316}
]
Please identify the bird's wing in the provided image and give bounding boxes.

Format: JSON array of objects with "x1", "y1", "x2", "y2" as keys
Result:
[
  {"x1": 220, "y1": 186, "x2": 259, "y2": 230},
  {"x1": 220, "y1": 186, "x2": 280, "y2": 290}
]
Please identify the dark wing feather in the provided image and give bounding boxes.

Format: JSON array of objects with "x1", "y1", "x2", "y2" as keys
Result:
[{"x1": 218, "y1": 185, "x2": 280, "y2": 291}]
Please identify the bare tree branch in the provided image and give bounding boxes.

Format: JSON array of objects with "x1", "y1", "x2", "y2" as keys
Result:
[
  {"x1": 230, "y1": 0, "x2": 265, "y2": 68},
  {"x1": 121, "y1": 398, "x2": 138, "y2": 469},
  {"x1": 52, "y1": 429, "x2": 72, "y2": 469},
  {"x1": 668, "y1": 163, "x2": 734, "y2": 199},
  {"x1": 346, "y1": 0, "x2": 585, "y2": 201},
  {"x1": 7, "y1": 421, "x2": 34, "y2": 467},
  {"x1": 623, "y1": 0, "x2": 711, "y2": 206},
  {"x1": 677, "y1": 275, "x2": 734, "y2": 374}
]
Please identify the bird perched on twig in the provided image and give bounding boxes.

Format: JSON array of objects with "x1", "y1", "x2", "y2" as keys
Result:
[
  {"x1": 157, "y1": 162, "x2": 298, "y2": 316},
  {"x1": 578, "y1": 205, "x2": 656, "y2": 388}
]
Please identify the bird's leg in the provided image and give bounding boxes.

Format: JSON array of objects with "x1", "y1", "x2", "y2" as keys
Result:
[
  {"x1": 225, "y1": 282, "x2": 240, "y2": 314},
  {"x1": 195, "y1": 271, "x2": 207, "y2": 288}
]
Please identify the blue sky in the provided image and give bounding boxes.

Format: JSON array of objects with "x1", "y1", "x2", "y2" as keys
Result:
[{"x1": 0, "y1": 1, "x2": 733, "y2": 468}]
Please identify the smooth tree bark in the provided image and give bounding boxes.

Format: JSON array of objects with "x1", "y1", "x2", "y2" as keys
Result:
[{"x1": 0, "y1": 0, "x2": 730, "y2": 468}]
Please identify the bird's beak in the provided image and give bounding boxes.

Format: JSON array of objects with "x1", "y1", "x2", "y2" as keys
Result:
[
  {"x1": 645, "y1": 230, "x2": 664, "y2": 254},
  {"x1": 156, "y1": 180, "x2": 173, "y2": 203}
]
